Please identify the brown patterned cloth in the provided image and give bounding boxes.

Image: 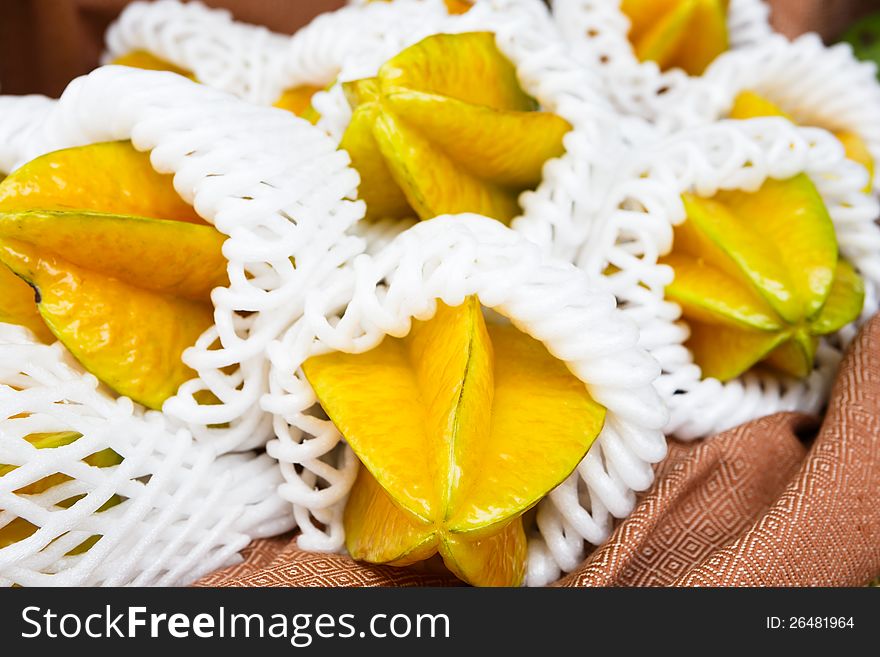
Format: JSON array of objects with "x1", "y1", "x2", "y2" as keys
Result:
[{"x1": 197, "y1": 314, "x2": 880, "y2": 587}]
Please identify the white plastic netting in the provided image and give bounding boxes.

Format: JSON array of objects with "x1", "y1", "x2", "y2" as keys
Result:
[
  {"x1": 264, "y1": 215, "x2": 669, "y2": 586},
  {"x1": 0, "y1": 324, "x2": 292, "y2": 586},
  {"x1": 279, "y1": 0, "x2": 658, "y2": 263},
  {"x1": 549, "y1": 0, "x2": 772, "y2": 133},
  {"x1": 261, "y1": 0, "x2": 676, "y2": 584},
  {"x1": 104, "y1": 0, "x2": 290, "y2": 105},
  {"x1": 103, "y1": 0, "x2": 653, "y2": 262},
  {"x1": 1, "y1": 66, "x2": 365, "y2": 454},
  {"x1": 690, "y1": 33, "x2": 880, "y2": 193},
  {"x1": 0, "y1": 66, "x2": 380, "y2": 585},
  {"x1": 576, "y1": 117, "x2": 880, "y2": 440},
  {"x1": 93, "y1": 0, "x2": 880, "y2": 586}
]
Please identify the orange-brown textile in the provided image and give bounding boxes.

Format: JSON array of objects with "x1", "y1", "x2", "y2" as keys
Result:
[{"x1": 197, "y1": 314, "x2": 880, "y2": 587}]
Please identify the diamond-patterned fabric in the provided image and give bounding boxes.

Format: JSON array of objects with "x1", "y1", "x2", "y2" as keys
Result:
[{"x1": 196, "y1": 314, "x2": 880, "y2": 588}]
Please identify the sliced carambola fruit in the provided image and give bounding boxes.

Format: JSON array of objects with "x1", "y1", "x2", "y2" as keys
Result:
[
  {"x1": 303, "y1": 297, "x2": 605, "y2": 586},
  {"x1": 660, "y1": 174, "x2": 864, "y2": 381},
  {"x1": 0, "y1": 141, "x2": 227, "y2": 409},
  {"x1": 340, "y1": 32, "x2": 571, "y2": 224},
  {"x1": 729, "y1": 90, "x2": 875, "y2": 189},
  {"x1": 622, "y1": 0, "x2": 729, "y2": 75}
]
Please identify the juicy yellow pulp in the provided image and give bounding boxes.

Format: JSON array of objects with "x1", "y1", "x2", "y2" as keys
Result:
[
  {"x1": 339, "y1": 31, "x2": 571, "y2": 224},
  {"x1": 0, "y1": 141, "x2": 228, "y2": 409},
  {"x1": 303, "y1": 296, "x2": 606, "y2": 586},
  {"x1": 730, "y1": 90, "x2": 875, "y2": 191},
  {"x1": 660, "y1": 173, "x2": 864, "y2": 381},
  {"x1": 0, "y1": 432, "x2": 122, "y2": 551},
  {"x1": 622, "y1": 0, "x2": 730, "y2": 75}
]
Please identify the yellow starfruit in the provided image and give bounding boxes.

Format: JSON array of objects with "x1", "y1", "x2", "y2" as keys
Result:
[
  {"x1": 273, "y1": 84, "x2": 323, "y2": 122},
  {"x1": 660, "y1": 173, "x2": 864, "y2": 381},
  {"x1": 303, "y1": 296, "x2": 606, "y2": 586},
  {"x1": 730, "y1": 90, "x2": 875, "y2": 190},
  {"x1": 622, "y1": 0, "x2": 729, "y2": 75},
  {"x1": 339, "y1": 32, "x2": 571, "y2": 224},
  {"x1": 112, "y1": 50, "x2": 195, "y2": 80},
  {"x1": 0, "y1": 431, "x2": 122, "y2": 550},
  {"x1": 443, "y1": 0, "x2": 474, "y2": 13},
  {"x1": 0, "y1": 263, "x2": 53, "y2": 342},
  {"x1": 0, "y1": 141, "x2": 228, "y2": 409}
]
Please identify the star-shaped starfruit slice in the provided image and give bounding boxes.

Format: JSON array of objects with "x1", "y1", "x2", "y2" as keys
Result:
[
  {"x1": 659, "y1": 173, "x2": 865, "y2": 381},
  {"x1": 621, "y1": 0, "x2": 729, "y2": 75},
  {"x1": 730, "y1": 90, "x2": 875, "y2": 190},
  {"x1": 339, "y1": 31, "x2": 572, "y2": 224},
  {"x1": 1, "y1": 431, "x2": 122, "y2": 551},
  {"x1": 0, "y1": 141, "x2": 228, "y2": 409},
  {"x1": 303, "y1": 296, "x2": 606, "y2": 586}
]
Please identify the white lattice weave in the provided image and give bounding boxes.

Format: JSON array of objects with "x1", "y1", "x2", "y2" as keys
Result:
[
  {"x1": 264, "y1": 215, "x2": 669, "y2": 586},
  {"x1": 1, "y1": 65, "x2": 366, "y2": 454},
  {"x1": 0, "y1": 324, "x2": 293, "y2": 586},
  {"x1": 103, "y1": 0, "x2": 636, "y2": 264},
  {"x1": 104, "y1": 0, "x2": 290, "y2": 105},
  {"x1": 578, "y1": 117, "x2": 880, "y2": 441},
  {"x1": 691, "y1": 33, "x2": 880, "y2": 193},
  {"x1": 550, "y1": 0, "x2": 772, "y2": 133}
]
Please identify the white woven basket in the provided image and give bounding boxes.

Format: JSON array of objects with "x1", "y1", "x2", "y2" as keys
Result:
[
  {"x1": 576, "y1": 117, "x2": 880, "y2": 441},
  {"x1": 264, "y1": 215, "x2": 669, "y2": 586},
  {"x1": 550, "y1": 0, "x2": 772, "y2": 134}
]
